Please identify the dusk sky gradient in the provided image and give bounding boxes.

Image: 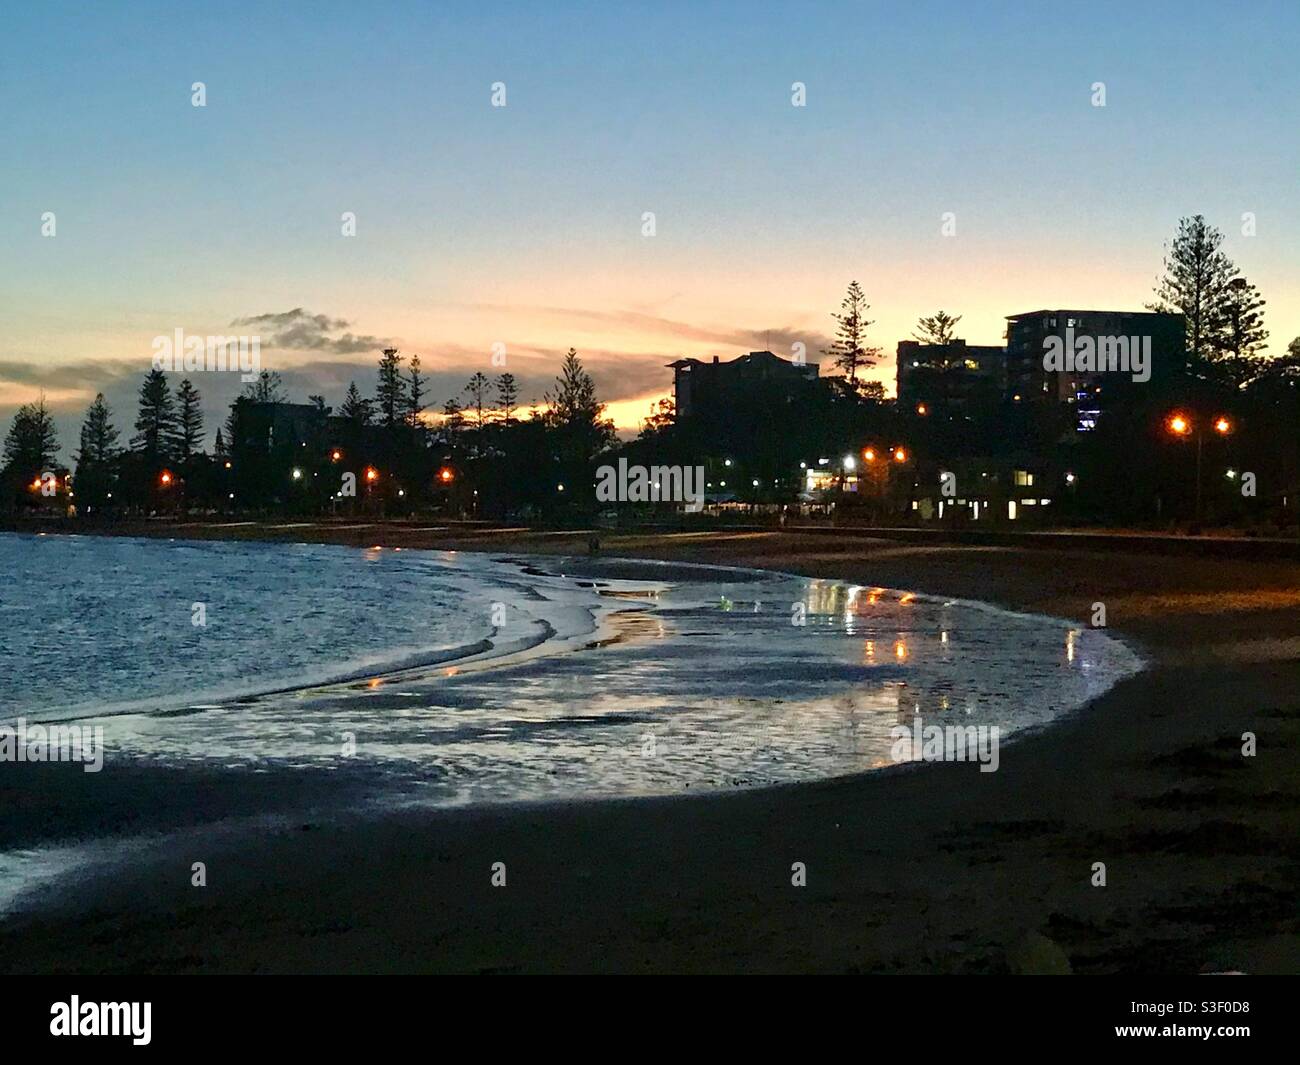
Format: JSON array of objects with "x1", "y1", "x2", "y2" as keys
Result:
[{"x1": 3, "y1": 0, "x2": 1298, "y2": 448}]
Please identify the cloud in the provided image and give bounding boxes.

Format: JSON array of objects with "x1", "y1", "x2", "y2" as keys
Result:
[
  {"x1": 464, "y1": 303, "x2": 835, "y2": 359},
  {"x1": 0, "y1": 358, "x2": 142, "y2": 391},
  {"x1": 0, "y1": 306, "x2": 851, "y2": 456},
  {"x1": 230, "y1": 308, "x2": 390, "y2": 355}
]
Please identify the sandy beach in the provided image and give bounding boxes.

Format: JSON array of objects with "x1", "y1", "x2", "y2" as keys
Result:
[{"x1": 1, "y1": 520, "x2": 1297, "y2": 974}]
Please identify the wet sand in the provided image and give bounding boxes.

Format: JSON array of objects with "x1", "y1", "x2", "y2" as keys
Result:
[{"x1": 1, "y1": 521, "x2": 1298, "y2": 974}]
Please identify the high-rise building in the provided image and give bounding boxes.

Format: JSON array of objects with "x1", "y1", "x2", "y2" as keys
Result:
[{"x1": 1004, "y1": 309, "x2": 1185, "y2": 429}]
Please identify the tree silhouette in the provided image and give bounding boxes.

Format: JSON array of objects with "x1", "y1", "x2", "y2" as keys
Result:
[
  {"x1": 913, "y1": 311, "x2": 963, "y2": 345},
  {"x1": 407, "y1": 354, "x2": 427, "y2": 428},
  {"x1": 1149, "y1": 215, "x2": 1237, "y2": 366},
  {"x1": 131, "y1": 369, "x2": 177, "y2": 463},
  {"x1": 75, "y1": 393, "x2": 120, "y2": 508},
  {"x1": 376, "y1": 348, "x2": 407, "y2": 428},
  {"x1": 824, "y1": 281, "x2": 879, "y2": 386},
  {"x1": 495, "y1": 372, "x2": 519, "y2": 425},
  {"x1": 175, "y1": 378, "x2": 204, "y2": 460},
  {"x1": 3, "y1": 396, "x2": 60, "y2": 481},
  {"x1": 242, "y1": 370, "x2": 287, "y2": 403},
  {"x1": 339, "y1": 381, "x2": 373, "y2": 425}
]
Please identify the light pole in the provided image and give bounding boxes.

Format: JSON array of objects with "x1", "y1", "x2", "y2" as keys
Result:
[{"x1": 1167, "y1": 413, "x2": 1231, "y2": 523}]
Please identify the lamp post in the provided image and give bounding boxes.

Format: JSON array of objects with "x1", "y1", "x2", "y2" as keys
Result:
[{"x1": 1167, "y1": 412, "x2": 1231, "y2": 522}]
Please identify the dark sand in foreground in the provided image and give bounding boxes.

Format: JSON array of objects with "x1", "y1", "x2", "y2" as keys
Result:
[{"x1": 1, "y1": 522, "x2": 1297, "y2": 974}]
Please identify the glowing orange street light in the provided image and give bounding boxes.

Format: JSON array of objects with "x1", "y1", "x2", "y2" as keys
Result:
[
  {"x1": 893, "y1": 447, "x2": 908, "y2": 463},
  {"x1": 160, "y1": 471, "x2": 173, "y2": 487},
  {"x1": 916, "y1": 403, "x2": 928, "y2": 416},
  {"x1": 438, "y1": 466, "x2": 455, "y2": 483},
  {"x1": 331, "y1": 449, "x2": 343, "y2": 462},
  {"x1": 862, "y1": 447, "x2": 876, "y2": 462},
  {"x1": 1167, "y1": 411, "x2": 1234, "y2": 522},
  {"x1": 364, "y1": 467, "x2": 379, "y2": 483},
  {"x1": 30, "y1": 478, "x2": 42, "y2": 491}
]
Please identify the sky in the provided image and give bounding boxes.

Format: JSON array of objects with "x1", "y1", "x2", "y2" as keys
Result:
[{"x1": 2, "y1": 0, "x2": 1298, "y2": 452}]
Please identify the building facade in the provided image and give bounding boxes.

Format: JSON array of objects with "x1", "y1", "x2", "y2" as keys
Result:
[
  {"x1": 1004, "y1": 309, "x2": 1185, "y2": 430},
  {"x1": 668, "y1": 350, "x2": 819, "y2": 419},
  {"x1": 895, "y1": 340, "x2": 1006, "y2": 411}
]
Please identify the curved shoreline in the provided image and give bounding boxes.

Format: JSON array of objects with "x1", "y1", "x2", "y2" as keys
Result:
[{"x1": 0, "y1": 521, "x2": 1296, "y2": 974}]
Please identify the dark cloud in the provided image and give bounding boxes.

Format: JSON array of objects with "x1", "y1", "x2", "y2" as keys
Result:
[
  {"x1": 230, "y1": 308, "x2": 390, "y2": 355},
  {"x1": 463, "y1": 304, "x2": 835, "y2": 361},
  {"x1": 0, "y1": 358, "x2": 144, "y2": 390}
]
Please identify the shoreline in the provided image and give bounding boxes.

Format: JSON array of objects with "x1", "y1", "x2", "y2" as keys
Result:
[{"x1": 1, "y1": 520, "x2": 1297, "y2": 973}]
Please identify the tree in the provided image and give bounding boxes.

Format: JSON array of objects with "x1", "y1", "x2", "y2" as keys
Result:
[
  {"x1": 440, "y1": 396, "x2": 465, "y2": 448},
  {"x1": 3, "y1": 397, "x2": 60, "y2": 480},
  {"x1": 339, "y1": 381, "x2": 373, "y2": 425},
  {"x1": 76, "y1": 393, "x2": 119, "y2": 466},
  {"x1": 1149, "y1": 215, "x2": 1237, "y2": 366},
  {"x1": 542, "y1": 349, "x2": 617, "y2": 465},
  {"x1": 464, "y1": 372, "x2": 492, "y2": 436},
  {"x1": 496, "y1": 373, "x2": 520, "y2": 426},
  {"x1": 824, "y1": 281, "x2": 879, "y2": 386},
  {"x1": 75, "y1": 393, "x2": 120, "y2": 509},
  {"x1": 913, "y1": 310, "x2": 962, "y2": 345},
  {"x1": 1243, "y1": 335, "x2": 1300, "y2": 392},
  {"x1": 637, "y1": 395, "x2": 675, "y2": 441},
  {"x1": 241, "y1": 370, "x2": 287, "y2": 403},
  {"x1": 1212, "y1": 276, "x2": 1268, "y2": 361},
  {"x1": 131, "y1": 369, "x2": 177, "y2": 463},
  {"x1": 175, "y1": 378, "x2": 204, "y2": 461},
  {"x1": 376, "y1": 348, "x2": 407, "y2": 428},
  {"x1": 406, "y1": 354, "x2": 427, "y2": 428},
  {"x1": 544, "y1": 350, "x2": 603, "y2": 426}
]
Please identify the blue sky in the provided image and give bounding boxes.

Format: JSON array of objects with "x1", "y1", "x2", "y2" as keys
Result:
[{"x1": 3, "y1": 0, "x2": 1297, "y2": 446}]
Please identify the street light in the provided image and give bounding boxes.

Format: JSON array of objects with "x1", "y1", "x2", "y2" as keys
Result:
[
  {"x1": 1166, "y1": 412, "x2": 1233, "y2": 522},
  {"x1": 862, "y1": 447, "x2": 876, "y2": 463},
  {"x1": 893, "y1": 447, "x2": 908, "y2": 463},
  {"x1": 916, "y1": 403, "x2": 928, "y2": 416}
]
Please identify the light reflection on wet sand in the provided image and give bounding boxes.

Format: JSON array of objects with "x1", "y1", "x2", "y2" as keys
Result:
[{"x1": 67, "y1": 556, "x2": 1144, "y2": 807}]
